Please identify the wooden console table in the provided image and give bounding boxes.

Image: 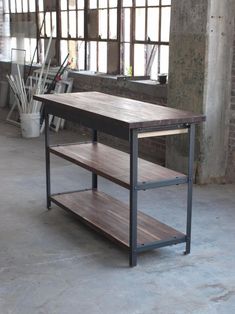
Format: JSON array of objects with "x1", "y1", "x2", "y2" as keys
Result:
[{"x1": 34, "y1": 92, "x2": 205, "y2": 267}]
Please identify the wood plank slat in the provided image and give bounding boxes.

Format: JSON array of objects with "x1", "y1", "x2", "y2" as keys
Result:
[
  {"x1": 50, "y1": 143, "x2": 187, "y2": 189},
  {"x1": 138, "y1": 128, "x2": 188, "y2": 138},
  {"x1": 34, "y1": 92, "x2": 206, "y2": 130},
  {"x1": 51, "y1": 190, "x2": 185, "y2": 248}
]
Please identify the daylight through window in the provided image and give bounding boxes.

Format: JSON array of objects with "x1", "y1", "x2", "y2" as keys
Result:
[{"x1": 2, "y1": 0, "x2": 171, "y2": 79}]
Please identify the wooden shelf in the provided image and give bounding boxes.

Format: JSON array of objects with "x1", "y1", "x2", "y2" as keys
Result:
[
  {"x1": 50, "y1": 143, "x2": 187, "y2": 189},
  {"x1": 51, "y1": 190, "x2": 185, "y2": 248}
]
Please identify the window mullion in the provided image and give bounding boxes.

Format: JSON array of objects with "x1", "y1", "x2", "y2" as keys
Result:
[
  {"x1": 67, "y1": 0, "x2": 69, "y2": 38},
  {"x1": 130, "y1": 0, "x2": 135, "y2": 76},
  {"x1": 117, "y1": 0, "x2": 121, "y2": 74},
  {"x1": 84, "y1": 0, "x2": 88, "y2": 70},
  {"x1": 158, "y1": 0, "x2": 162, "y2": 73}
]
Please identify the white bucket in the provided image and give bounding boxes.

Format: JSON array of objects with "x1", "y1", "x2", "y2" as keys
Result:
[{"x1": 20, "y1": 113, "x2": 40, "y2": 138}]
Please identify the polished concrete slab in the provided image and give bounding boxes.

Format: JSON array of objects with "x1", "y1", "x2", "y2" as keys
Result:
[{"x1": 0, "y1": 112, "x2": 235, "y2": 314}]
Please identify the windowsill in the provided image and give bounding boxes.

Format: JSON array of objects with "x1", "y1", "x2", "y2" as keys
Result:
[
  {"x1": 0, "y1": 60, "x2": 166, "y2": 86},
  {"x1": 0, "y1": 60, "x2": 168, "y2": 101},
  {"x1": 70, "y1": 70, "x2": 167, "y2": 85}
]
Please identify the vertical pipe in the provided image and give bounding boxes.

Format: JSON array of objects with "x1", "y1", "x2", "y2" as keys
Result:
[
  {"x1": 185, "y1": 124, "x2": 195, "y2": 254},
  {"x1": 45, "y1": 110, "x2": 51, "y2": 209},
  {"x1": 129, "y1": 129, "x2": 138, "y2": 267},
  {"x1": 92, "y1": 129, "x2": 98, "y2": 190}
]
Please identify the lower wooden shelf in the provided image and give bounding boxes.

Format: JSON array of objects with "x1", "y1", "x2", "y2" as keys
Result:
[{"x1": 50, "y1": 190, "x2": 185, "y2": 249}]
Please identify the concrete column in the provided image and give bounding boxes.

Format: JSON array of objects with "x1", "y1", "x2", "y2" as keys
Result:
[
  {"x1": 0, "y1": 0, "x2": 3, "y2": 56},
  {"x1": 166, "y1": 0, "x2": 235, "y2": 183}
]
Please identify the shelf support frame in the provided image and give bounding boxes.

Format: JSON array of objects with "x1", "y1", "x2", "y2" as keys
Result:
[
  {"x1": 45, "y1": 110, "x2": 51, "y2": 209},
  {"x1": 92, "y1": 129, "x2": 98, "y2": 190},
  {"x1": 185, "y1": 123, "x2": 195, "y2": 254},
  {"x1": 129, "y1": 129, "x2": 138, "y2": 267}
]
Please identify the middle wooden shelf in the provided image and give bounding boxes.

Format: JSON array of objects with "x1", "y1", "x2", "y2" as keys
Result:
[{"x1": 50, "y1": 142, "x2": 187, "y2": 190}]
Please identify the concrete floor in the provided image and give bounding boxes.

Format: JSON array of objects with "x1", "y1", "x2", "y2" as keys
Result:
[{"x1": 0, "y1": 111, "x2": 235, "y2": 314}]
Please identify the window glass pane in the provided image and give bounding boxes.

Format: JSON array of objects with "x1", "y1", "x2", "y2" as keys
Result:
[
  {"x1": 10, "y1": 0, "x2": 15, "y2": 13},
  {"x1": 3, "y1": 0, "x2": 9, "y2": 13},
  {"x1": 147, "y1": 44, "x2": 158, "y2": 79},
  {"x1": 52, "y1": 12, "x2": 57, "y2": 36},
  {"x1": 3, "y1": 13, "x2": 10, "y2": 36},
  {"x1": 69, "y1": 0, "x2": 76, "y2": 10},
  {"x1": 39, "y1": 39, "x2": 45, "y2": 63},
  {"x1": 68, "y1": 40, "x2": 77, "y2": 68},
  {"x1": 123, "y1": 8, "x2": 130, "y2": 42},
  {"x1": 160, "y1": 45, "x2": 169, "y2": 73},
  {"x1": 60, "y1": 40, "x2": 68, "y2": 64},
  {"x1": 69, "y1": 11, "x2": 77, "y2": 37},
  {"x1": 99, "y1": 9, "x2": 107, "y2": 39},
  {"x1": 29, "y1": 0, "x2": 35, "y2": 12},
  {"x1": 39, "y1": 13, "x2": 45, "y2": 36},
  {"x1": 77, "y1": 0, "x2": 84, "y2": 9},
  {"x1": 135, "y1": 8, "x2": 145, "y2": 41},
  {"x1": 134, "y1": 44, "x2": 145, "y2": 76},
  {"x1": 162, "y1": 0, "x2": 171, "y2": 5},
  {"x1": 161, "y1": 7, "x2": 171, "y2": 41},
  {"x1": 89, "y1": 41, "x2": 97, "y2": 71},
  {"x1": 11, "y1": 37, "x2": 17, "y2": 49},
  {"x1": 99, "y1": 0, "x2": 107, "y2": 9},
  {"x1": 38, "y1": 0, "x2": 44, "y2": 11},
  {"x1": 123, "y1": 43, "x2": 131, "y2": 75},
  {"x1": 16, "y1": 0, "x2": 22, "y2": 12},
  {"x1": 61, "y1": 11, "x2": 68, "y2": 37},
  {"x1": 61, "y1": 0, "x2": 67, "y2": 10},
  {"x1": 45, "y1": 12, "x2": 51, "y2": 36},
  {"x1": 89, "y1": 0, "x2": 97, "y2": 9},
  {"x1": 109, "y1": 9, "x2": 117, "y2": 39},
  {"x1": 24, "y1": 38, "x2": 37, "y2": 63},
  {"x1": 147, "y1": 8, "x2": 159, "y2": 41},
  {"x1": 148, "y1": 0, "x2": 159, "y2": 5},
  {"x1": 30, "y1": 38, "x2": 36, "y2": 62},
  {"x1": 109, "y1": 0, "x2": 117, "y2": 8},
  {"x1": 122, "y1": 0, "x2": 132, "y2": 7},
  {"x1": 77, "y1": 40, "x2": 85, "y2": 69},
  {"x1": 77, "y1": 10, "x2": 84, "y2": 38},
  {"x1": 24, "y1": 38, "x2": 30, "y2": 62},
  {"x1": 22, "y1": 0, "x2": 28, "y2": 12},
  {"x1": 136, "y1": 0, "x2": 145, "y2": 6},
  {"x1": 98, "y1": 42, "x2": 107, "y2": 72}
]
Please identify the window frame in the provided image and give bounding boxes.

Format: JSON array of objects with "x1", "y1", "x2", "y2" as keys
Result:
[{"x1": 3, "y1": 0, "x2": 171, "y2": 77}]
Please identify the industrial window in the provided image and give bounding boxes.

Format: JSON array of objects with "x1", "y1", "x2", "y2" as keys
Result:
[
  {"x1": 3, "y1": 0, "x2": 38, "y2": 63},
  {"x1": 121, "y1": 0, "x2": 171, "y2": 78},
  {"x1": 2, "y1": 0, "x2": 171, "y2": 79}
]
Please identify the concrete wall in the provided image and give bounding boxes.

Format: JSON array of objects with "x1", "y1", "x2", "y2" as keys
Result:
[
  {"x1": 199, "y1": 0, "x2": 234, "y2": 183},
  {"x1": 166, "y1": 0, "x2": 208, "y2": 179},
  {"x1": 0, "y1": 0, "x2": 3, "y2": 56},
  {"x1": 227, "y1": 21, "x2": 235, "y2": 182},
  {"x1": 167, "y1": 0, "x2": 235, "y2": 183}
]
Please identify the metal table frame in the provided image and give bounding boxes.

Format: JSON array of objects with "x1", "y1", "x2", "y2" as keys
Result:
[{"x1": 45, "y1": 108, "x2": 195, "y2": 267}]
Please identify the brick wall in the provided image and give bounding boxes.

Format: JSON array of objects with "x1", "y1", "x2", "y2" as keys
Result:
[
  {"x1": 68, "y1": 72, "x2": 167, "y2": 165},
  {"x1": 227, "y1": 22, "x2": 235, "y2": 181}
]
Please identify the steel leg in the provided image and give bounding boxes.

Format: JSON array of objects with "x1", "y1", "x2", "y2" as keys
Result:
[
  {"x1": 185, "y1": 124, "x2": 195, "y2": 254},
  {"x1": 129, "y1": 129, "x2": 138, "y2": 267},
  {"x1": 92, "y1": 129, "x2": 98, "y2": 189},
  {"x1": 45, "y1": 111, "x2": 51, "y2": 209}
]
